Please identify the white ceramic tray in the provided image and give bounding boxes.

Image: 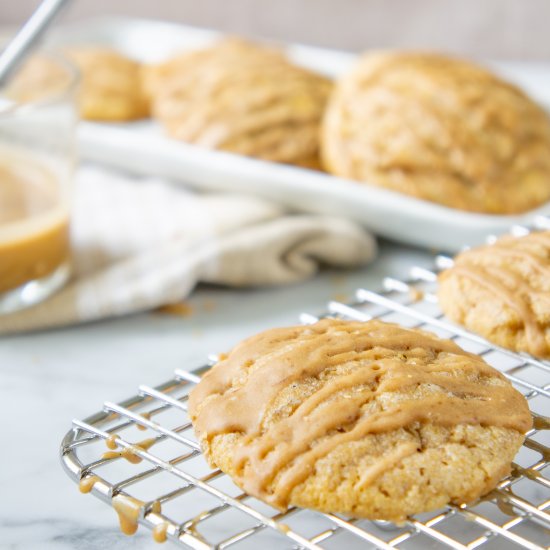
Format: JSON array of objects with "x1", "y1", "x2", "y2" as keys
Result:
[{"x1": 48, "y1": 17, "x2": 550, "y2": 252}]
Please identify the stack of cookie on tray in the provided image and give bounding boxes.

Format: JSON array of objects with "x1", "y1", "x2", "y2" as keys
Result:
[
  {"x1": 12, "y1": 35, "x2": 550, "y2": 524},
  {"x1": 10, "y1": 37, "x2": 550, "y2": 214}
]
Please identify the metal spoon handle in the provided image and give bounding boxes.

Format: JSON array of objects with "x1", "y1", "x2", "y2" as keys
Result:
[{"x1": 0, "y1": 0, "x2": 71, "y2": 86}]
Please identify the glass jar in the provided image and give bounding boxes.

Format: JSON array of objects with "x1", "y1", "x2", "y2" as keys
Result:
[{"x1": 0, "y1": 53, "x2": 78, "y2": 314}]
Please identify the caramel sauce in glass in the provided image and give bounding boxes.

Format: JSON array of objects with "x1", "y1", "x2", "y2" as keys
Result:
[{"x1": 0, "y1": 155, "x2": 70, "y2": 293}]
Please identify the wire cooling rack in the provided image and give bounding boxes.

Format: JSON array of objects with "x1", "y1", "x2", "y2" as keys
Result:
[{"x1": 61, "y1": 223, "x2": 550, "y2": 550}]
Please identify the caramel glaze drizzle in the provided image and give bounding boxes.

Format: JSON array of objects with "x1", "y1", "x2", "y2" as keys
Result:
[
  {"x1": 102, "y1": 437, "x2": 158, "y2": 464},
  {"x1": 105, "y1": 434, "x2": 119, "y2": 450},
  {"x1": 81, "y1": 488, "x2": 168, "y2": 543},
  {"x1": 112, "y1": 495, "x2": 161, "y2": 536},
  {"x1": 152, "y1": 522, "x2": 169, "y2": 543},
  {"x1": 112, "y1": 495, "x2": 169, "y2": 543},
  {"x1": 441, "y1": 231, "x2": 550, "y2": 357},
  {"x1": 79, "y1": 475, "x2": 100, "y2": 494},
  {"x1": 136, "y1": 411, "x2": 152, "y2": 431},
  {"x1": 189, "y1": 319, "x2": 532, "y2": 509}
]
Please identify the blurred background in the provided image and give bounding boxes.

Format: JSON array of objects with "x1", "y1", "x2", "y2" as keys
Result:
[{"x1": 2, "y1": 0, "x2": 549, "y2": 60}]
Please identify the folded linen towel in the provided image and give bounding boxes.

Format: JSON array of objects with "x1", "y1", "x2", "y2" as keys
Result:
[{"x1": 0, "y1": 165, "x2": 377, "y2": 334}]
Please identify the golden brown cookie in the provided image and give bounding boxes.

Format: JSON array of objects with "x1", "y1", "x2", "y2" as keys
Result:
[
  {"x1": 9, "y1": 48, "x2": 149, "y2": 121},
  {"x1": 321, "y1": 51, "x2": 550, "y2": 213},
  {"x1": 189, "y1": 318, "x2": 531, "y2": 522},
  {"x1": 144, "y1": 38, "x2": 332, "y2": 168},
  {"x1": 438, "y1": 230, "x2": 550, "y2": 358},
  {"x1": 64, "y1": 47, "x2": 149, "y2": 121},
  {"x1": 6, "y1": 54, "x2": 75, "y2": 103}
]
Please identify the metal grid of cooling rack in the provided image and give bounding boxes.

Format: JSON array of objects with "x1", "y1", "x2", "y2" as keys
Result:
[{"x1": 61, "y1": 223, "x2": 550, "y2": 550}]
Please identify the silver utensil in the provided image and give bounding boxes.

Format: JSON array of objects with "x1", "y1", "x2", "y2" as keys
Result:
[{"x1": 0, "y1": 0, "x2": 71, "y2": 86}]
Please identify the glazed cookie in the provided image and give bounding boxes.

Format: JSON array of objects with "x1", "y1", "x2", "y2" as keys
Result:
[
  {"x1": 321, "y1": 51, "x2": 550, "y2": 213},
  {"x1": 9, "y1": 48, "x2": 149, "y2": 121},
  {"x1": 438, "y1": 230, "x2": 550, "y2": 358},
  {"x1": 188, "y1": 319, "x2": 531, "y2": 522},
  {"x1": 64, "y1": 47, "x2": 149, "y2": 121},
  {"x1": 144, "y1": 38, "x2": 332, "y2": 168}
]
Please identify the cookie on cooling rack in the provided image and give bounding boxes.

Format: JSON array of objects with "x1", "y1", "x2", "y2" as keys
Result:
[
  {"x1": 143, "y1": 38, "x2": 332, "y2": 168},
  {"x1": 321, "y1": 51, "x2": 550, "y2": 213},
  {"x1": 438, "y1": 230, "x2": 550, "y2": 359},
  {"x1": 188, "y1": 318, "x2": 531, "y2": 522}
]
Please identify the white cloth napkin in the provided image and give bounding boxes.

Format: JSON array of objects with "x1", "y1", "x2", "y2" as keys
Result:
[{"x1": 0, "y1": 166, "x2": 377, "y2": 334}]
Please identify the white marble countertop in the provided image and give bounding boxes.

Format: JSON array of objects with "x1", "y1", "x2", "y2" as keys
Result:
[{"x1": 0, "y1": 241, "x2": 432, "y2": 549}]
